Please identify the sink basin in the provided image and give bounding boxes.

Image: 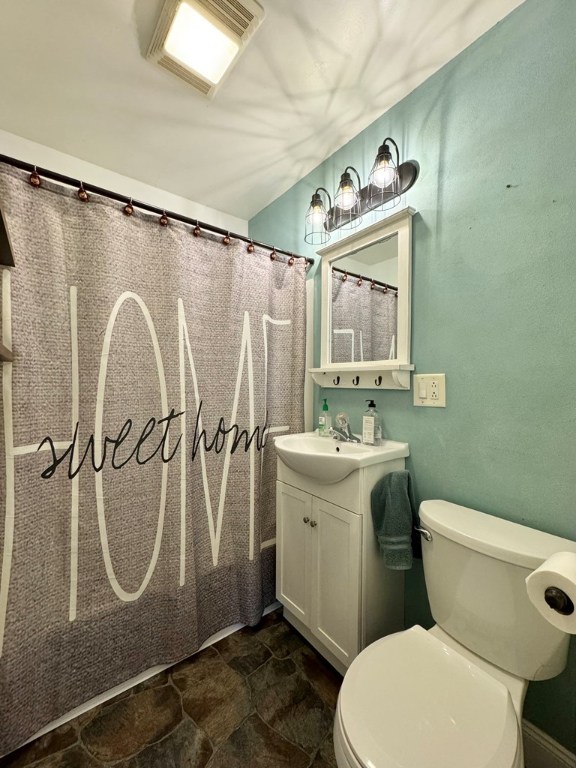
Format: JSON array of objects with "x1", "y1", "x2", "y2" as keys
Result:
[{"x1": 273, "y1": 432, "x2": 409, "y2": 484}]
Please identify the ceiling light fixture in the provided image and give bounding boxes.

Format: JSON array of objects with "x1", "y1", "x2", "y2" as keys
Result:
[
  {"x1": 147, "y1": 0, "x2": 265, "y2": 98},
  {"x1": 304, "y1": 137, "x2": 419, "y2": 244}
]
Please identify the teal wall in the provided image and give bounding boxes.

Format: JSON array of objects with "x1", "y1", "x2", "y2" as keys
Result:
[{"x1": 250, "y1": 0, "x2": 576, "y2": 752}]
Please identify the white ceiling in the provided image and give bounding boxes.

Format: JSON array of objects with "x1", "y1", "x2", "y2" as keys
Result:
[{"x1": 0, "y1": 0, "x2": 524, "y2": 221}]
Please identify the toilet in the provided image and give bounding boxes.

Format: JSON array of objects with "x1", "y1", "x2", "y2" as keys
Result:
[{"x1": 334, "y1": 499, "x2": 576, "y2": 768}]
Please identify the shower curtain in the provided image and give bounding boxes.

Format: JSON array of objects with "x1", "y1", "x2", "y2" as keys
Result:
[
  {"x1": 0, "y1": 165, "x2": 306, "y2": 756},
  {"x1": 331, "y1": 272, "x2": 397, "y2": 362}
]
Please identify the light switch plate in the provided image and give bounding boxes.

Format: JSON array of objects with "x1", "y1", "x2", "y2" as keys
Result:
[{"x1": 413, "y1": 374, "x2": 446, "y2": 407}]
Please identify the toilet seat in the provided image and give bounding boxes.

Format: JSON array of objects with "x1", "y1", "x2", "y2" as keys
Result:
[{"x1": 337, "y1": 626, "x2": 520, "y2": 768}]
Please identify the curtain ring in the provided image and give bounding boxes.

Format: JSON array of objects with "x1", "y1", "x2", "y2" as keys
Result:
[
  {"x1": 342, "y1": 271, "x2": 348, "y2": 282},
  {"x1": 394, "y1": 289, "x2": 399, "y2": 297},
  {"x1": 357, "y1": 276, "x2": 363, "y2": 287},
  {"x1": 29, "y1": 166, "x2": 41, "y2": 188},
  {"x1": 288, "y1": 255, "x2": 295, "y2": 266},
  {"x1": 247, "y1": 240, "x2": 255, "y2": 253},
  {"x1": 192, "y1": 220, "x2": 201, "y2": 237},
  {"x1": 383, "y1": 284, "x2": 388, "y2": 293},
  {"x1": 270, "y1": 247, "x2": 277, "y2": 261},
  {"x1": 123, "y1": 197, "x2": 134, "y2": 216},
  {"x1": 222, "y1": 232, "x2": 231, "y2": 245},
  {"x1": 159, "y1": 211, "x2": 169, "y2": 226},
  {"x1": 370, "y1": 280, "x2": 376, "y2": 290},
  {"x1": 77, "y1": 183, "x2": 89, "y2": 202}
]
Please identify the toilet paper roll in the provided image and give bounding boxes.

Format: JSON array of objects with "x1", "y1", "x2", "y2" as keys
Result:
[{"x1": 526, "y1": 551, "x2": 576, "y2": 634}]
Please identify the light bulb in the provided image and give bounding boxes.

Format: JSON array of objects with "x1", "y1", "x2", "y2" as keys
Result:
[
  {"x1": 371, "y1": 160, "x2": 397, "y2": 189},
  {"x1": 336, "y1": 183, "x2": 357, "y2": 211},
  {"x1": 308, "y1": 204, "x2": 326, "y2": 227}
]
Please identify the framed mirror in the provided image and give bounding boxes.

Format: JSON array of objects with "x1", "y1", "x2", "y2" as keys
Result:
[{"x1": 311, "y1": 207, "x2": 415, "y2": 389}]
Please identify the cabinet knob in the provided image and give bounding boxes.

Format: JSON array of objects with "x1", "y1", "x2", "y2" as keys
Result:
[
  {"x1": 310, "y1": 520, "x2": 317, "y2": 528},
  {"x1": 303, "y1": 516, "x2": 310, "y2": 524}
]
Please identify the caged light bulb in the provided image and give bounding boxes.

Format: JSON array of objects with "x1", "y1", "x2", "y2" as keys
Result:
[
  {"x1": 336, "y1": 183, "x2": 357, "y2": 210},
  {"x1": 371, "y1": 158, "x2": 397, "y2": 189},
  {"x1": 308, "y1": 203, "x2": 326, "y2": 227}
]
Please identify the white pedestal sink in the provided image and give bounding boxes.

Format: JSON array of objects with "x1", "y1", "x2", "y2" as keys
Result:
[{"x1": 273, "y1": 432, "x2": 409, "y2": 484}]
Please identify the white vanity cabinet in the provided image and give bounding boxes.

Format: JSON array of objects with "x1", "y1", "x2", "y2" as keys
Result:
[{"x1": 276, "y1": 453, "x2": 406, "y2": 675}]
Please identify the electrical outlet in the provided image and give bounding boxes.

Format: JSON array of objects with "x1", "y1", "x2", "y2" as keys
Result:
[{"x1": 413, "y1": 374, "x2": 446, "y2": 407}]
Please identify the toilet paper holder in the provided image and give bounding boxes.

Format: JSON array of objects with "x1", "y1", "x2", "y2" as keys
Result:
[{"x1": 544, "y1": 587, "x2": 575, "y2": 616}]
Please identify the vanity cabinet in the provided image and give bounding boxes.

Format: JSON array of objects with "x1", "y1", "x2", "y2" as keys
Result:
[
  {"x1": 276, "y1": 454, "x2": 406, "y2": 675},
  {"x1": 277, "y1": 482, "x2": 362, "y2": 667}
]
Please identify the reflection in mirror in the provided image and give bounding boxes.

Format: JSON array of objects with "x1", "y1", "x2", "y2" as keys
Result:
[{"x1": 330, "y1": 234, "x2": 398, "y2": 364}]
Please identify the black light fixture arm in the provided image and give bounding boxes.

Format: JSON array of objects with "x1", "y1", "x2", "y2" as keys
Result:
[
  {"x1": 374, "y1": 137, "x2": 400, "y2": 174},
  {"x1": 344, "y1": 166, "x2": 362, "y2": 189},
  {"x1": 313, "y1": 186, "x2": 332, "y2": 209},
  {"x1": 338, "y1": 166, "x2": 362, "y2": 204}
]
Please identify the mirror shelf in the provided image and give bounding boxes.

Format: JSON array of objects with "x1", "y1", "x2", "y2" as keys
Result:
[
  {"x1": 309, "y1": 365, "x2": 412, "y2": 390},
  {"x1": 312, "y1": 207, "x2": 415, "y2": 390}
]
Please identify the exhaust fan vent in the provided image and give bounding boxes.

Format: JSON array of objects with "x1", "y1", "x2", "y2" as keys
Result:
[
  {"x1": 147, "y1": 0, "x2": 264, "y2": 98},
  {"x1": 196, "y1": 0, "x2": 255, "y2": 37},
  {"x1": 156, "y1": 56, "x2": 212, "y2": 95}
]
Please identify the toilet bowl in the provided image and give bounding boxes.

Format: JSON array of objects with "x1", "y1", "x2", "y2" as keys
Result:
[
  {"x1": 334, "y1": 625, "x2": 524, "y2": 768},
  {"x1": 333, "y1": 499, "x2": 576, "y2": 768}
]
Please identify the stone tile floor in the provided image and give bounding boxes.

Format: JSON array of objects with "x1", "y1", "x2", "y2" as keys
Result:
[{"x1": 0, "y1": 609, "x2": 342, "y2": 768}]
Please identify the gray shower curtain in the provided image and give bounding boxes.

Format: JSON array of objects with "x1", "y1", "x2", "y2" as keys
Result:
[
  {"x1": 0, "y1": 165, "x2": 306, "y2": 756},
  {"x1": 331, "y1": 272, "x2": 397, "y2": 362}
]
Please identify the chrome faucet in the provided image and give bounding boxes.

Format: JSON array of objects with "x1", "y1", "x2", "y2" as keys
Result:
[{"x1": 329, "y1": 413, "x2": 361, "y2": 443}]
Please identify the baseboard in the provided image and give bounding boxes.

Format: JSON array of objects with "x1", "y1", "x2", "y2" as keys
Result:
[{"x1": 523, "y1": 720, "x2": 575, "y2": 768}]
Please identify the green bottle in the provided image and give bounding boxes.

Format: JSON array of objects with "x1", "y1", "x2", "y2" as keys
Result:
[{"x1": 318, "y1": 397, "x2": 332, "y2": 436}]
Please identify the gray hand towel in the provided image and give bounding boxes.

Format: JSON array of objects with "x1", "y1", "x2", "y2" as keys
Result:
[{"x1": 370, "y1": 470, "x2": 417, "y2": 570}]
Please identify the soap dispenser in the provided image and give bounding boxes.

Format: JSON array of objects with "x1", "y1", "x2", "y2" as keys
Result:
[
  {"x1": 362, "y1": 400, "x2": 382, "y2": 445},
  {"x1": 318, "y1": 398, "x2": 332, "y2": 436}
]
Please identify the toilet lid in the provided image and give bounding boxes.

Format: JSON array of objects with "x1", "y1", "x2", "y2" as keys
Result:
[{"x1": 339, "y1": 626, "x2": 519, "y2": 768}]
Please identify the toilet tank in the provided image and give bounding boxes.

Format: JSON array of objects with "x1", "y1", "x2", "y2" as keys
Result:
[{"x1": 419, "y1": 500, "x2": 576, "y2": 681}]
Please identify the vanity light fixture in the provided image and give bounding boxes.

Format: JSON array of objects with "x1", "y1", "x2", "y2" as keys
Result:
[
  {"x1": 304, "y1": 137, "x2": 419, "y2": 244},
  {"x1": 147, "y1": 0, "x2": 265, "y2": 98}
]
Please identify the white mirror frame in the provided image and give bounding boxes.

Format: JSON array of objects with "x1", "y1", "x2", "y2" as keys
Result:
[{"x1": 310, "y1": 206, "x2": 415, "y2": 390}]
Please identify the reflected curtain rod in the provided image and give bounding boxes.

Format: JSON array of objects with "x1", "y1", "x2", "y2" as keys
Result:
[
  {"x1": 0, "y1": 153, "x2": 314, "y2": 267},
  {"x1": 332, "y1": 266, "x2": 397, "y2": 293}
]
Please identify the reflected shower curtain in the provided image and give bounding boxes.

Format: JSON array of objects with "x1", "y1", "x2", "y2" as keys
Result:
[
  {"x1": 0, "y1": 165, "x2": 306, "y2": 755},
  {"x1": 331, "y1": 273, "x2": 397, "y2": 363}
]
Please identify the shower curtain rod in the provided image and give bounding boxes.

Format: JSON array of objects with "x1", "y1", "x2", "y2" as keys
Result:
[
  {"x1": 332, "y1": 265, "x2": 397, "y2": 293},
  {"x1": 0, "y1": 153, "x2": 314, "y2": 267}
]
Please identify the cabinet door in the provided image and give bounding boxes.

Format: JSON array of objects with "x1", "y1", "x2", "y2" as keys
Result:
[
  {"x1": 276, "y1": 482, "x2": 312, "y2": 624},
  {"x1": 310, "y1": 497, "x2": 362, "y2": 667}
]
